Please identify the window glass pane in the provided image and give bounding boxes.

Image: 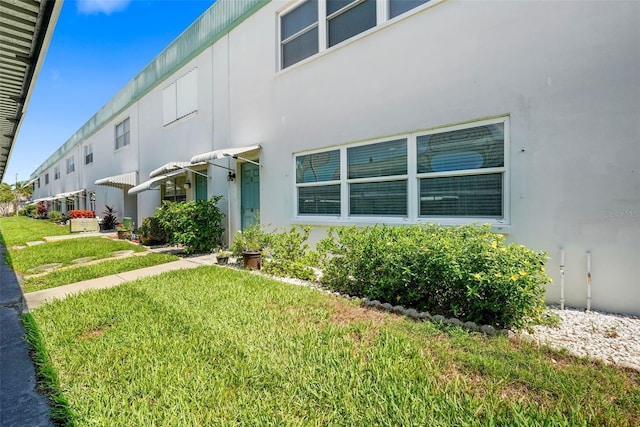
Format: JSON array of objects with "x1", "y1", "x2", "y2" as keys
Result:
[
  {"x1": 327, "y1": 0, "x2": 356, "y2": 16},
  {"x1": 298, "y1": 185, "x2": 341, "y2": 215},
  {"x1": 348, "y1": 139, "x2": 407, "y2": 179},
  {"x1": 296, "y1": 150, "x2": 340, "y2": 183},
  {"x1": 389, "y1": 0, "x2": 430, "y2": 18},
  {"x1": 419, "y1": 173, "x2": 503, "y2": 218},
  {"x1": 328, "y1": 0, "x2": 376, "y2": 47},
  {"x1": 350, "y1": 180, "x2": 407, "y2": 216},
  {"x1": 162, "y1": 176, "x2": 187, "y2": 203},
  {"x1": 282, "y1": 27, "x2": 319, "y2": 68},
  {"x1": 417, "y1": 123, "x2": 504, "y2": 173},
  {"x1": 282, "y1": 0, "x2": 318, "y2": 40}
]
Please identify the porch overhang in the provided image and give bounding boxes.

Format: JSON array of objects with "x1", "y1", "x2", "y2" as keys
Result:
[
  {"x1": 149, "y1": 161, "x2": 207, "y2": 179},
  {"x1": 55, "y1": 189, "x2": 85, "y2": 199},
  {"x1": 189, "y1": 144, "x2": 261, "y2": 165},
  {"x1": 128, "y1": 170, "x2": 184, "y2": 196},
  {"x1": 95, "y1": 171, "x2": 138, "y2": 189}
]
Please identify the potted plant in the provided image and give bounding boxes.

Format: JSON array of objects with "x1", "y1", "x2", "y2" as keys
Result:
[
  {"x1": 215, "y1": 249, "x2": 232, "y2": 265},
  {"x1": 230, "y1": 222, "x2": 269, "y2": 270},
  {"x1": 116, "y1": 223, "x2": 132, "y2": 240}
]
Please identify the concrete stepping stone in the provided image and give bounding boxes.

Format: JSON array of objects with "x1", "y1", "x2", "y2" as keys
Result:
[
  {"x1": 112, "y1": 250, "x2": 134, "y2": 257},
  {"x1": 25, "y1": 241, "x2": 46, "y2": 247},
  {"x1": 71, "y1": 257, "x2": 95, "y2": 264},
  {"x1": 28, "y1": 263, "x2": 62, "y2": 274}
]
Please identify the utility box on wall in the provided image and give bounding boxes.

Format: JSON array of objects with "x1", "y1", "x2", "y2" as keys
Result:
[{"x1": 70, "y1": 218, "x2": 100, "y2": 233}]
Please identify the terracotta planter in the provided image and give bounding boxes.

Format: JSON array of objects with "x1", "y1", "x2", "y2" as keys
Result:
[{"x1": 242, "y1": 251, "x2": 262, "y2": 270}]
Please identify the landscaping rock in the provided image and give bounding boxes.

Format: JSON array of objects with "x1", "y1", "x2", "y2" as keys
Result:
[
  {"x1": 391, "y1": 305, "x2": 406, "y2": 315},
  {"x1": 480, "y1": 325, "x2": 497, "y2": 336},
  {"x1": 418, "y1": 312, "x2": 431, "y2": 321},
  {"x1": 431, "y1": 315, "x2": 445, "y2": 323},
  {"x1": 444, "y1": 318, "x2": 463, "y2": 327},
  {"x1": 381, "y1": 303, "x2": 393, "y2": 312},
  {"x1": 405, "y1": 308, "x2": 420, "y2": 320},
  {"x1": 463, "y1": 321, "x2": 478, "y2": 332}
]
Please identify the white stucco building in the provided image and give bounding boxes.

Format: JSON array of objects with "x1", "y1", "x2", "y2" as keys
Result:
[{"x1": 30, "y1": 0, "x2": 640, "y2": 315}]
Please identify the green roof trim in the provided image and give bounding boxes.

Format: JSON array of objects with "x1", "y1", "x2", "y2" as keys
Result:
[{"x1": 32, "y1": 0, "x2": 269, "y2": 179}]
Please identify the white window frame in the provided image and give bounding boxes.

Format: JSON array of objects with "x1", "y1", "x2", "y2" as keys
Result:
[
  {"x1": 115, "y1": 117, "x2": 130, "y2": 151},
  {"x1": 293, "y1": 116, "x2": 510, "y2": 226},
  {"x1": 66, "y1": 156, "x2": 75, "y2": 175},
  {"x1": 278, "y1": 0, "x2": 440, "y2": 70},
  {"x1": 84, "y1": 144, "x2": 93, "y2": 165},
  {"x1": 54, "y1": 165, "x2": 60, "y2": 180}
]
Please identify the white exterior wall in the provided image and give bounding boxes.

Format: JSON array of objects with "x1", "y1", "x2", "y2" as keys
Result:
[{"x1": 30, "y1": 0, "x2": 639, "y2": 315}]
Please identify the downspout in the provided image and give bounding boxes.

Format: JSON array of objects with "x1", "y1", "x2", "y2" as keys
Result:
[{"x1": 586, "y1": 251, "x2": 592, "y2": 312}]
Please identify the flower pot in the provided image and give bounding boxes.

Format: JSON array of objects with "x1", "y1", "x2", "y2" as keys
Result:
[
  {"x1": 117, "y1": 230, "x2": 132, "y2": 240},
  {"x1": 242, "y1": 251, "x2": 262, "y2": 270},
  {"x1": 216, "y1": 256, "x2": 229, "y2": 265}
]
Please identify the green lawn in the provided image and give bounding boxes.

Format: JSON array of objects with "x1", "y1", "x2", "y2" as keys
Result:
[
  {"x1": 26, "y1": 267, "x2": 640, "y2": 426},
  {"x1": 21, "y1": 253, "x2": 179, "y2": 293},
  {"x1": 7, "y1": 237, "x2": 146, "y2": 274},
  {"x1": 0, "y1": 216, "x2": 70, "y2": 247}
]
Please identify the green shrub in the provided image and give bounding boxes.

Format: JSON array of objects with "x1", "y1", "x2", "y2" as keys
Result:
[
  {"x1": 154, "y1": 197, "x2": 224, "y2": 255},
  {"x1": 263, "y1": 225, "x2": 319, "y2": 281},
  {"x1": 35, "y1": 201, "x2": 47, "y2": 219},
  {"x1": 48, "y1": 210, "x2": 62, "y2": 222},
  {"x1": 230, "y1": 221, "x2": 271, "y2": 255},
  {"x1": 137, "y1": 217, "x2": 169, "y2": 246},
  {"x1": 317, "y1": 223, "x2": 550, "y2": 329}
]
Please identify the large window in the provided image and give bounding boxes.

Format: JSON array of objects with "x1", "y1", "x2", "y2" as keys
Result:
[
  {"x1": 294, "y1": 118, "x2": 508, "y2": 223},
  {"x1": 84, "y1": 144, "x2": 93, "y2": 165},
  {"x1": 280, "y1": 0, "x2": 435, "y2": 69},
  {"x1": 161, "y1": 175, "x2": 187, "y2": 203},
  {"x1": 66, "y1": 156, "x2": 75, "y2": 174},
  {"x1": 115, "y1": 118, "x2": 130, "y2": 150}
]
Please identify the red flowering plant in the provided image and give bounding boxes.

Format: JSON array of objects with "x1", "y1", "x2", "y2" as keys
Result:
[{"x1": 68, "y1": 210, "x2": 95, "y2": 219}]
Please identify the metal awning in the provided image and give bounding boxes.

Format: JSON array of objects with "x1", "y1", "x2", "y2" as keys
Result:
[
  {"x1": 128, "y1": 170, "x2": 183, "y2": 196},
  {"x1": 56, "y1": 189, "x2": 85, "y2": 199},
  {"x1": 95, "y1": 171, "x2": 138, "y2": 189},
  {"x1": 32, "y1": 196, "x2": 54, "y2": 203},
  {"x1": 22, "y1": 177, "x2": 38, "y2": 188},
  {"x1": 149, "y1": 161, "x2": 206, "y2": 178},
  {"x1": 190, "y1": 144, "x2": 261, "y2": 164},
  {"x1": 0, "y1": 0, "x2": 63, "y2": 181}
]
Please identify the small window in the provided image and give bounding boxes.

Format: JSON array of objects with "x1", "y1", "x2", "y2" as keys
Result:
[
  {"x1": 115, "y1": 118, "x2": 130, "y2": 150},
  {"x1": 281, "y1": 0, "x2": 319, "y2": 69},
  {"x1": 37, "y1": 178, "x2": 40, "y2": 189},
  {"x1": 296, "y1": 150, "x2": 341, "y2": 215},
  {"x1": 84, "y1": 145, "x2": 93, "y2": 165},
  {"x1": 327, "y1": 0, "x2": 376, "y2": 48},
  {"x1": 54, "y1": 166, "x2": 60, "y2": 180},
  {"x1": 66, "y1": 156, "x2": 75, "y2": 174},
  {"x1": 161, "y1": 176, "x2": 187, "y2": 203},
  {"x1": 45, "y1": 173, "x2": 49, "y2": 185}
]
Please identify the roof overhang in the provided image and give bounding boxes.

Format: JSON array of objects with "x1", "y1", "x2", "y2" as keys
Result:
[
  {"x1": 56, "y1": 189, "x2": 85, "y2": 199},
  {"x1": 95, "y1": 171, "x2": 138, "y2": 189},
  {"x1": 149, "y1": 161, "x2": 206, "y2": 179},
  {"x1": 128, "y1": 170, "x2": 184, "y2": 196},
  {"x1": 0, "y1": 0, "x2": 63, "y2": 181},
  {"x1": 190, "y1": 144, "x2": 261, "y2": 165}
]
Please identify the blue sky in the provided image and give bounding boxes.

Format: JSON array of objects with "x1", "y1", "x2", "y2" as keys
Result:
[{"x1": 6, "y1": 0, "x2": 214, "y2": 184}]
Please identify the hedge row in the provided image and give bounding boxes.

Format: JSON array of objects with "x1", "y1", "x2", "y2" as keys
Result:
[{"x1": 317, "y1": 224, "x2": 550, "y2": 329}]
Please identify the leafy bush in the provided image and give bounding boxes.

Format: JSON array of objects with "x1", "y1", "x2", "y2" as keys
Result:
[
  {"x1": 137, "y1": 217, "x2": 169, "y2": 246},
  {"x1": 68, "y1": 210, "x2": 94, "y2": 219},
  {"x1": 100, "y1": 205, "x2": 118, "y2": 231},
  {"x1": 317, "y1": 224, "x2": 550, "y2": 329},
  {"x1": 36, "y1": 202, "x2": 48, "y2": 219},
  {"x1": 263, "y1": 225, "x2": 319, "y2": 281},
  {"x1": 154, "y1": 197, "x2": 224, "y2": 255},
  {"x1": 48, "y1": 211, "x2": 62, "y2": 222},
  {"x1": 230, "y1": 221, "x2": 271, "y2": 255}
]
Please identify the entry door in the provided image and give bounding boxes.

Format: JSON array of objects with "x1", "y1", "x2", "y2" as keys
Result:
[
  {"x1": 195, "y1": 174, "x2": 207, "y2": 202},
  {"x1": 241, "y1": 163, "x2": 260, "y2": 230}
]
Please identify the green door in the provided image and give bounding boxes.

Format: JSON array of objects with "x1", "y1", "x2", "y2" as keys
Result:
[
  {"x1": 241, "y1": 163, "x2": 260, "y2": 230},
  {"x1": 195, "y1": 174, "x2": 207, "y2": 202}
]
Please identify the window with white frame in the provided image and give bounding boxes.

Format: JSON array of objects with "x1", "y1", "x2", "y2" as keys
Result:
[
  {"x1": 162, "y1": 68, "x2": 198, "y2": 126},
  {"x1": 115, "y1": 118, "x2": 130, "y2": 150},
  {"x1": 84, "y1": 144, "x2": 93, "y2": 165},
  {"x1": 54, "y1": 165, "x2": 60, "y2": 180},
  {"x1": 294, "y1": 118, "x2": 508, "y2": 222},
  {"x1": 66, "y1": 156, "x2": 75, "y2": 174},
  {"x1": 280, "y1": 0, "x2": 434, "y2": 69}
]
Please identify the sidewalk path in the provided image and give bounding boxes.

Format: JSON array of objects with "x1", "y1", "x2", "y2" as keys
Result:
[{"x1": 24, "y1": 254, "x2": 218, "y2": 311}]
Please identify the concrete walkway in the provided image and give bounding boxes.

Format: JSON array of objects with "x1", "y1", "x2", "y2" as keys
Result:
[
  {"x1": 1, "y1": 245, "x2": 219, "y2": 426},
  {"x1": 24, "y1": 253, "x2": 219, "y2": 311}
]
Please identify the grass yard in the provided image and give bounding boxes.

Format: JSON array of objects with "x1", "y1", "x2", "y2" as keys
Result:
[
  {"x1": 7, "y1": 237, "x2": 147, "y2": 274},
  {"x1": 26, "y1": 267, "x2": 639, "y2": 426},
  {"x1": 0, "y1": 216, "x2": 70, "y2": 247},
  {"x1": 21, "y1": 253, "x2": 179, "y2": 293}
]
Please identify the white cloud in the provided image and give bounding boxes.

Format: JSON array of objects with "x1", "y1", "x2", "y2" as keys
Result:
[{"x1": 76, "y1": 0, "x2": 131, "y2": 15}]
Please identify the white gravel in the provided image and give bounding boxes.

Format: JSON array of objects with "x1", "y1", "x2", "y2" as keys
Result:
[{"x1": 519, "y1": 307, "x2": 640, "y2": 371}]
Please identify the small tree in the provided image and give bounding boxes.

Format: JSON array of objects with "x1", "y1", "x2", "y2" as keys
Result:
[{"x1": 101, "y1": 205, "x2": 118, "y2": 230}]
